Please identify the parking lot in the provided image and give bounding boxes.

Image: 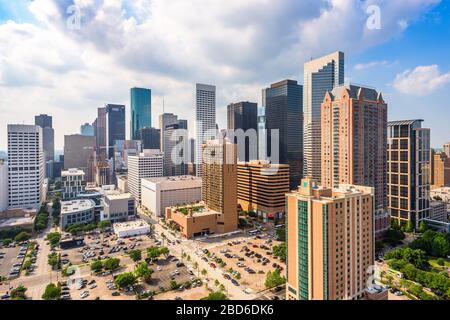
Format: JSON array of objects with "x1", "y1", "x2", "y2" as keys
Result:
[
  {"x1": 0, "y1": 242, "x2": 30, "y2": 280},
  {"x1": 57, "y1": 231, "x2": 156, "y2": 267},
  {"x1": 202, "y1": 235, "x2": 286, "y2": 293}
]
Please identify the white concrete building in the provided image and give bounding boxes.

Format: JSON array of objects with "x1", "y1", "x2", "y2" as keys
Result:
[
  {"x1": 62, "y1": 168, "x2": 86, "y2": 200},
  {"x1": 430, "y1": 201, "x2": 448, "y2": 222},
  {"x1": 101, "y1": 192, "x2": 136, "y2": 223},
  {"x1": 113, "y1": 219, "x2": 150, "y2": 238},
  {"x1": 60, "y1": 199, "x2": 96, "y2": 229},
  {"x1": 141, "y1": 175, "x2": 202, "y2": 216},
  {"x1": 7, "y1": 124, "x2": 45, "y2": 210},
  {"x1": 127, "y1": 149, "x2": 164, "y2": 203},
  {"x1": 0, "y1": 160, "x2": 8, "y2": 212},
  {"x1": 431, "y1": 187, "x2": 450, "y2": 203},
  {"x1": 195, "y1": 84, "x2": 216, "y2": 177}
]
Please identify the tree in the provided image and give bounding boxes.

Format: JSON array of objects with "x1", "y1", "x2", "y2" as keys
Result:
[
  {"x1": 46, "y1": 232, "x2": 61, "y2": 247},
  {"x1": 103, "y1": 258, "x2": 121, "y2": 271},
  {"x1": 114, "y1": 272, "x2": 137, "y2": 289},
  {"x1": 135, "y1": 262, "x2": 153, "y2": 283},
  {"x1": 272, "y1": 243, "x2": 286, "y2": 262},
  {"x1": 201, "y1": 269, "x2": 208, "y2": 277},
  {"x1": 147, "y1": 246, "x2": 162, "y2": 262},
  {"x1": 159, "y1": 246, "x2": 169, "y2": 258},
  {"x1": 129, "y1": 249, "x2": 142, "y2": 264},
  {"x1": 42, "y1": 283, "x2": 61, "y2": 300},
  {"x1": 170, "y1": 280, "x2": 179, "y2": 290},
  {"x1": 276, "y1": 227, "x2": 286, "y2": 242},
  {"x1": 11, "y1": 285, "x2": 28, "y2": 300},
  {"x1": 404, "y1": 221, "x2": 414, "y2": 233},
  {"x1": 90, "y1": 260, "x2": 103, "y2": 273},
  {"x1": 98, "y1": 220, "x2": 111, "y2": 231},
  {"x1": 14, "y1": 231, "x2": 31, "y2": 243},
  {"x1": 48, "y1": 252, "x2": 60, "y2": 270},
  {"x1": 431, "y1": 235, "x2": 450, "y2": 258},
  {"x1": 201, "y1": 291, "x2": 228, "y2": 300},
  {"x1": 418, "y1": 222, "x2": 428, "y2": 234},
  {"x1": 265, "y1": 269, "x2": 286, "y2": 289}
]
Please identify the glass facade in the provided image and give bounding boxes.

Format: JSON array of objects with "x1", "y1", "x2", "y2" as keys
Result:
[
  {"x1": 106, "y1": 104, "x2": 126, "y2": 159},
  {"x1": 131, "y1": 87, "x2": 152, "y2": 140}
]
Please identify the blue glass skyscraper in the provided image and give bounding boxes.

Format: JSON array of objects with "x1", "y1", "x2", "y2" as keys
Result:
[{"x1": 131, "y1": 87, "x2": 152, "y2": 140}]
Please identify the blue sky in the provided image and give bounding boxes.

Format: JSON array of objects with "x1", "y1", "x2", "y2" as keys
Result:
[{"x1": 0, "y1": 0, "x2": 449, "y2": 150}]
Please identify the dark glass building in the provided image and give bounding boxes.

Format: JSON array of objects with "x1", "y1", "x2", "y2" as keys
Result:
[
  {"x1": 138, "y1": 127, "x2": 161, "y2": 150},
  {"x1": 106, "y1": 104, "x2": 126, "y2": 159},
  {"x1": 131, "y1": 87, "x2": 152, "y2": 140},
  {"x1": 263, "y1": 80, "x2": 303, "y2": 190},
  {"x1": 227, "y1": 101, "x2": 258, "y2": 162}
]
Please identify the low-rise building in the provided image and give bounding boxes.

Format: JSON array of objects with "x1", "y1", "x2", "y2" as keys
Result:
[
  {"x1": 101, "y1": 192, "x2": 136, "y2": 223},
  {"x1": 61, "y1": 168, "x2": 86, "y2": 200},
  {"x1": 165, "y1": 203, "x2": 220, "y2": 239},
  {"x1": 60, "y1": 199, "x2": 95, "y2": 230},
  {"x1": 0, "y1": 208, "x2": 37, "y2": 232},
  {"x1": 117, "y1": 175, "x2": 128, "y2": 193},
  {"x1": 113, "y1": 219, "x2": 150, "y2": 238},
  {"x1": 141, "y1": 176, "x2": 202, "y2": 216},
  {"x1": 431, "y1": 187, "x2": 450, "y2": 203},
  {"x1": 365, "y1": 286, "x2": 388, "y2": 300}
]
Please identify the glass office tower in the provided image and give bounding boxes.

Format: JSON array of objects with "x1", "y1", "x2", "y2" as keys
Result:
[{"x1": 131, "y1": 87, "x2": 152, "y2": 140}]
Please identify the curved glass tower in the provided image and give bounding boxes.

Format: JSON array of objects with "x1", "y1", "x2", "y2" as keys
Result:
[{"x1": 131, "y1": 87, "x2": 152, "y2": 140}]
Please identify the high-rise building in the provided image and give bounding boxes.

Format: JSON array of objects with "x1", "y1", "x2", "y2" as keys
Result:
[
  {"x1": 387, "y1": 120, "x2": 431, "y2": 229},
  {"x1": 131, "y1": 87, "x2": 152, "y2": 140},
  {"x1": 237, "y1": 160, "x2": 289, "y2": 220},
  {"x1": 227, "y1": 101, "x2": 258, "y2": 162},
  {"x1": 431, "y1": 152, "x2": 450, "y2": 189},
  {"x1": 196, "y1": 84, "x2": 216, "y2": 177},
  {"x1": 95, "y1": 161, "x2": 111, "y2": 187},
  {"x1": 163, "y1": 123, "x2": 187, "y2": 176},
  {"x1": 202, "y1": 139, "x2": 238, "y2": 234},
  {"x1": 0, "y1": 160, "x2": 8, "y2": 212},
  {"x1": 7, "y1": 124, "x2": 45, "y2": 209},
  {"x1": 159, "y1": 113, "x2": 181, "y2": 151},
  {"x1": 263, "y1": 80, "x2": 303, "y2": 190},
  {"x1": 443, "y1": 142, "x2": 450, "y2": 158},
  {"x1": 321, "y1": 84, "x2": 388, "y2": 237},
  {"x1": 304, "y1": 51, "x2": 344, "y2": 182},
  {"x1": 61, "y1": 169, "x2": 86, "y2": 200},
  {"x1": 257, "y1": 113, "x2": 267, "y2": 161},
  {"x1": 80, "y1": 123, "x2": 95, "y2": 136},
  {"x1": 138, "y1": 127, "x2": 161, "y2": 150},
  {"x1": 286, "y1": 177, "x2": 374, "y2": 300},
  {"x1": 106, "y1": 104, "x2": 126, "y2": 159},
  {"x1": 96, "y1": 107, "x2": 107, "y2": 158},
  {"x1": 63, "y1": 134, "x2": 96, "y2": 173},
  {"x1": 35, "y1": 114, "x2": 54, "y2": 164},
  {"x1": 127, "y1": 150, "x2": 164, "y2": 203}
]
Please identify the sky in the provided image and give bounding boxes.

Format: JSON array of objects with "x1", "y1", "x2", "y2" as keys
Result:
[{"x1": 0, "y1": 0, "x2": 449, "y2": 150}]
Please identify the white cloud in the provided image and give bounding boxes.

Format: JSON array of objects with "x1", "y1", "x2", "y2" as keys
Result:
[
  {"x1": 354, "y1": 60, "x2": 390, "y2": 70},
  {"x1": 0, "y1": 0, "x2": 442, "y2": 149},
  {"x1": 394, "y1": 65, "x2": 450, "y2": 95}
]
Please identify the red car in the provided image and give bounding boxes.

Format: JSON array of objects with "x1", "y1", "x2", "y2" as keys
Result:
[{"x1": 210, "y1": 263, "x2": 217, "y2": 269}]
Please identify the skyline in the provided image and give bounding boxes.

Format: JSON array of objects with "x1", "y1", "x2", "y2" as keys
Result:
[{"x1": 1, "y1": 0, "x2": 450, "y2": 150}]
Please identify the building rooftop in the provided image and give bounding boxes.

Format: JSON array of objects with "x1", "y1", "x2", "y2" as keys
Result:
[
  {"x1": 143, "y1": 175, "x2": 201, "y2": 184},
  {"x1": 113, "y1": 219, "x2": 150, "y2": 232},
  {"x1": 105, "y1": 192, "x2": 133, "y2": 200},
  {"x1": 0, "y1": 216, "x2": 35, "y2": 229},
  {"x1": 171, "y1": 203, "x2": 219, "y2": 218},
  {"x1": 388, "y1": 119, "x2": 424, "y2": 126},
  {"x1": 61, "y1": 199, "x2": 95, "y2": 214},
  {"x1": 62, "y1": 168, "x2": 85, "y2": 176}
]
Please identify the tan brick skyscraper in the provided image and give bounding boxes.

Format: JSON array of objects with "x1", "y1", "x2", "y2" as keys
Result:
[
  {"x1": 202, "y1": 139, "x2": 238, "y2": 233},
  {"x1": 321, "y1": 84, "x2": 388, "y2": 238}
]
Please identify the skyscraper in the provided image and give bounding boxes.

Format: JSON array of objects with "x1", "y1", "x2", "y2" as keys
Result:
[
  {"x1": 321, "y1": 84, "x2": 388, "y2": 238},
  {"x1": 131, "y1": 87, "x2": 152, "y2": 140},
  {"x1": 387, "y1": 120, "x2": 430, "y2": 229},
  {"x1": 304, "y1": 51, "x2": 344, "y2": 182},
  {"x1": 286, "y1": 177, "x2": 374, "y2": 300},
  {"x1": 196, "y1": 84, "x2": 216, "y2": 177},
  {"x1": 35, "y1": 114, "x2": 54, "y2": 162},
  {"x1": 202, "y1": 139, "x2": 238, "y2": 234},
  {"x1": 0, "y1": 160, "x2": 8, "y2": 212},
  {"x1": 80, "y1": 123, "x2": 95, "y2": 136},
  {"x1": 63, "y1": 134, "x2": 96, "y2": 173},
  {"x1": 96, "y1": 107, "x2": 107, "y2": 159},
  {"x1": 106, "y1": 104, "x2": 126, "y2": 159},
  {"x1": 263, "y1": 80, "x2": 303, "y2": 190},
  {"x1": 159, "y1": 113, "x2": 180, "y2": 151},
  {"x1": 227, "y1": 101, "x2": 258, "y2": 162},
  {"x1": 7, "y1": 124, "x2": 45, "y2": 209},
  {"x1": 163, "y1": 123, "x2": 187, "y2": 176},
  {"x1": 138, "y1": 127, "x2": 161, "y2": 150},
  {"x1": 431, "y1": 152, "x2": 450, "y2": 189}
]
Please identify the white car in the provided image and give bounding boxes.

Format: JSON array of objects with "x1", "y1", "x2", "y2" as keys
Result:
[
  {"x1": 80, "y1": 291, "x2": 89, "y2": 299},
  {"x1": 89, "y1": 284, "x2": 97, "y2": 289},
  {"x1": 157, "y1": 266, "x2": 162, "y2": 271}
]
